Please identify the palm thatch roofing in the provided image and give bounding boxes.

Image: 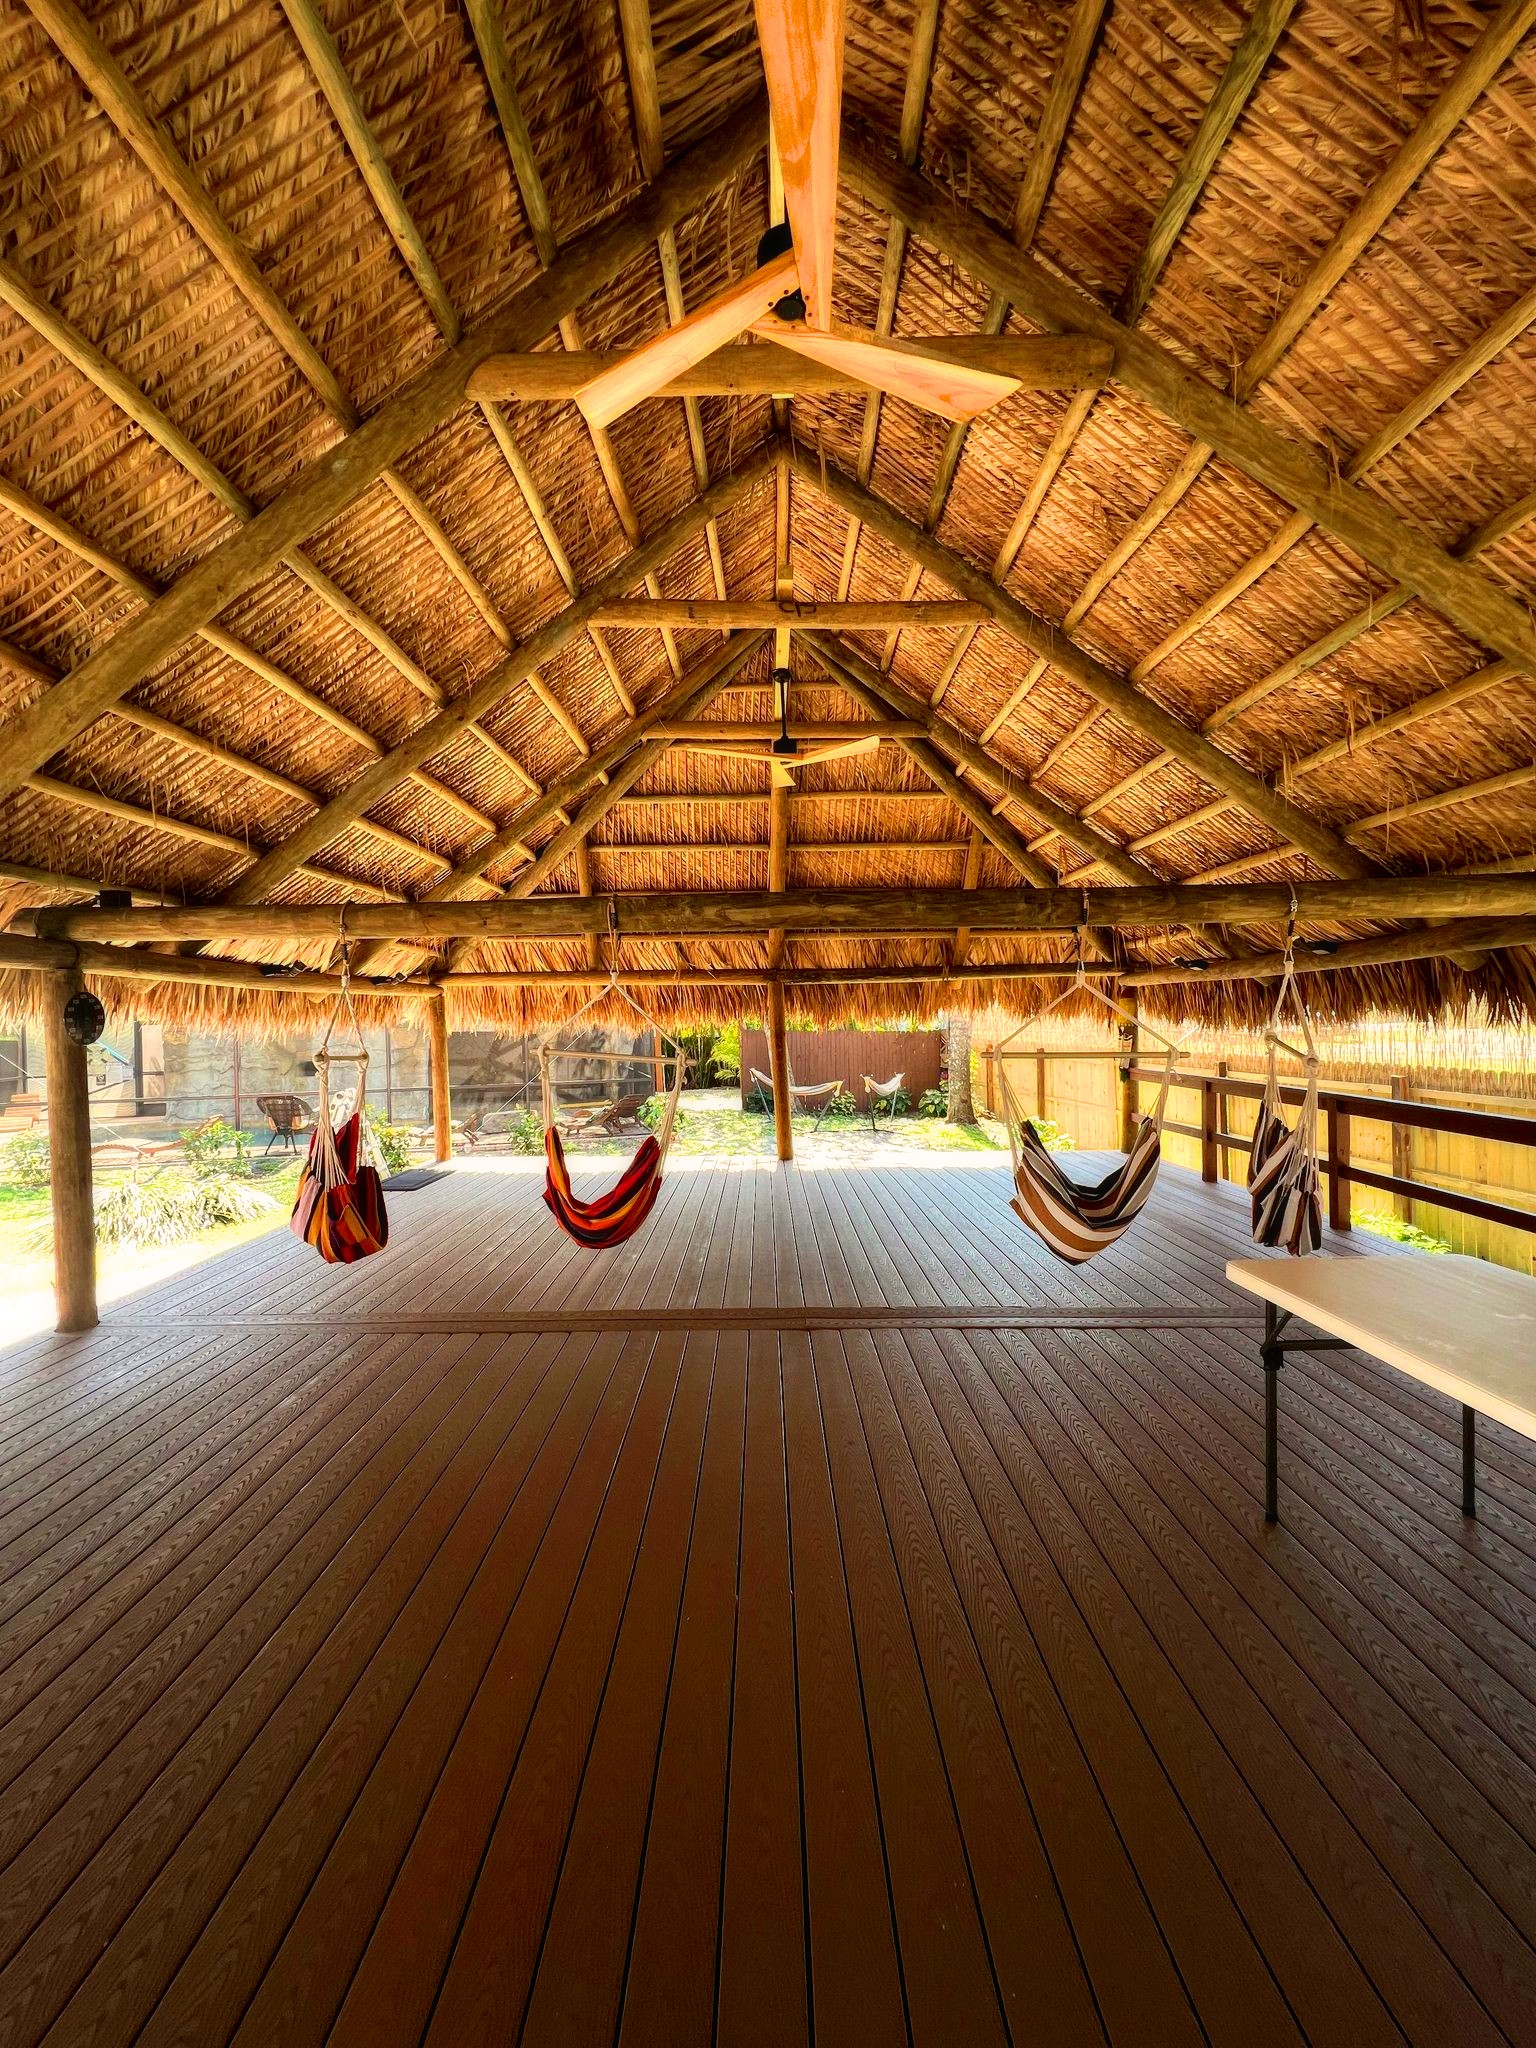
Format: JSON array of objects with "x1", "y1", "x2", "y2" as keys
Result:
[{"x1": 2, "y1": 0, "x2": 1536, "y2": 1037}]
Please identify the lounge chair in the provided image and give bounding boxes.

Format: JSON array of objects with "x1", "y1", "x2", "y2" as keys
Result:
[
  {"x1": 254, "y1": 1095, "x2": 312, "y2": 1155},
  {"x1": 588, "y1": 1092, "x2": 652, "y2": 1136}
]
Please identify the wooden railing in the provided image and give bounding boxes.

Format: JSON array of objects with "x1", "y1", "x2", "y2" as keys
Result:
[{"x1": 1126, "y1": 1062, "x2": 1536, "y2": 1239}]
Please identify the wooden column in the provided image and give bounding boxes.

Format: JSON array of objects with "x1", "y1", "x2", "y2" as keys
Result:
[
  {"x1": 1116, "y1": 989, "x2": 1139, "y2": 1153},
  {"x1": 42, "y1": 968, "x2": 96, "y2": 1332},
  {"x1": 767, "y1": 979, "x2": 793, "y2": 1162},
  {"x1": 427, "y1": 992, "x2": 452, "y2": 1163}
]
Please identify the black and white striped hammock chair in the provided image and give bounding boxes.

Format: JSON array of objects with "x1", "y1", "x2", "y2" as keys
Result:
[
  {"x1": 1247, "y1": 939, "x2": 1323, "y2": 1258},
  {"x1": 996, "y1": 970, "x2": 1182, "y2": 1266}
]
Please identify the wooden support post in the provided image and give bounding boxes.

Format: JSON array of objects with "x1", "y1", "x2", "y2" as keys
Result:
[
  {"x1": 1200, "y1": 1074, "x2": 1220, "y2": 1183},
  {"x1": 1036, "y1": 1051, "x2": 1047, "y2": 1123},
  {"x1": 1391, "y1": 1073, "x2": 1413, "y2": 1219},
  {"x1": 1327, "y1": 1102, "x2": 1352, "y2": 1232},
  {"x1": 767, "y1": 979, "x2": 793, "y2": 1163},
  {"x1": 428, "y1": 993, "x2": 452, "y2": 1164},
  {"x1": 1116, "y1": 990, "x2": 1139, "y2": 1153},
  {"x1": 1216, "y1": 1057, "x2": 1230, "y2": 1179},
  {"x1": 41, "y1": 968, "x2": 97, "y2": 1332}
]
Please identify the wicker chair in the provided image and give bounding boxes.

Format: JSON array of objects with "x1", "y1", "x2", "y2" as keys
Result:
[{"x1": 255, "y1": 1093, "x2": 312, "y2": 1154}]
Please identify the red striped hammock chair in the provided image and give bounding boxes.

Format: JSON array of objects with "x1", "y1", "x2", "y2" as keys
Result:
[
  {"x1": 289, "y1": 971, "x2": 389, "y2": 1265},
  {"x1": 995, "y1": 969, "x2": 1181, "y2": 1267},
  {"x1": 539, "y1": 987, "x2": 687, "y2": 1248}
]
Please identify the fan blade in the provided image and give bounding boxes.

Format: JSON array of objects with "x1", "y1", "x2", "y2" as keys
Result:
[
  {"x1": 575, "y1": 248, "x2": 799, "y2": 429},
  {"x1": 676, "y1": 742, "x2": 777, "y2": 763},
  {"x1": 754, "y1": 0, "x2": 842, "y2": 332},
  {"x1": 790, "y1": 735, "x2": 882, "y2": 766},
  {"x1": 770, "y1": 757, "x2": 797, "y2": 790},
  {"x1": 752, "y1": 320, "x2": 1021, "y2": 422}
]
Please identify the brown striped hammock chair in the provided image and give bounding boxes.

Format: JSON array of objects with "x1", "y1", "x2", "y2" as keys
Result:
[
  {"x1": 1247, "y1": 937, "x2": 1323, "y2": 1258},
  {"x1": 539, "y1": 981, "x2": 687, "y2": 1249},
  {"x1": 996, "y1": 973, "x2": 1181, "y2": 1267}
]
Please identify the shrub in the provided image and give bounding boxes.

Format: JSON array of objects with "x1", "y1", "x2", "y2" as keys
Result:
[
  {"x1": 30, "y1": 1172, "x2": 280, "y2": 1252},
  {"x1": 871, "y1": 1086, "x2": 910, "y2": 1119},
  {"x1": 2, "y1": 1128, "x2": 50, "y2": 1189},
  {"x1": 1353, "y1": 1211, "x2": 1448, "y2": 1254},
  {"x1": 505, "y1": 1107, "x2": 545, "y2": 1155},
  {"x1": 182, "y1": 1118, "x2": 253, "y2": 1179},
  {"x1": 1028, "y1": 1115, "x2": 1074, "y2": 1152},
  {"x1": 917, "y1": 1087, "x2": 947, "y2": 1118},
  {"x1": 712, "y1": 1022, "x2": 741, "y2": 1084},
  {"x1": 818, "y1": 1088, "x2": 858, "y2": 1121},
  {"x1": 363, "y1": 1103, "x2": 414, "y2": 1175}
]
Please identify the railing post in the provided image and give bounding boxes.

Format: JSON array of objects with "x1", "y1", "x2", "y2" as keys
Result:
[
  {"x1": 1326, "y1": 1101, "x2": 1352, "y2": 1232},
  {"x1": 1390, "y1": 1073, "x2": 1412, "y2": 1218},
  {"x1": 1216, "y1": 1058, "x2": 1229, "y2": 1180},
  {"x1": 1200, "y1": 1074, "x2": 1219, "y2": 1183},
  {"x1": 1036, "y1": 1050, "x2": 1046, "y2": 1122}
]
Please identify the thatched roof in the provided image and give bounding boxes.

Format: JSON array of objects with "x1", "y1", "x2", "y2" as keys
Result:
[{"x1": 1, "y1": 0, "x2": 1535, "y2": 1037}]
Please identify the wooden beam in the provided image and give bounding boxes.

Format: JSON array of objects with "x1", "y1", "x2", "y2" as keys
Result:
[
  {"x1": 0, "y1": 103, "x2": 764, "y2": 804},
  {"x1": 0, "y1": 931, "x2": 430, "y2": 994},
  {"x1": 442, "y1": 962, "x2": 1113, "y2": 988},
  {"x1": 427, "y1": 993, "x2": 453, "y2": 1164},
  {"x1": 793, "y1": 453, "x2": 1373, "y2": 879},
  {"x1": 767, "y1": 976, "x2": 793, "y2": 1161},
  {"x1": 37, "y1": 876, "x2": 1536, "y2": 945},
  {"x1": 218, "y1": 462, "x2": 774, "y2": 904},
  {"x1": 850, "y1": 141, "x2": 1536, "y2": 682},
  {"x1": 805, "y1": 631, "x2": 1154, "y2": 885},
  {"x1": 467, "y1": 334, "x2": 1112, "y2": 401},
  {"x1": 1120, "y1": 0, "x2": 1302, "y2": 324},
  {"x1": 40, "y1": 967, "x2": 96, "y2": 1332},
  {"x1": 595, "y1": 600, "x2": 987, "y2": 628},
  {"x1": 657, "y1": 720, "x2": 923, "y2": 741}
]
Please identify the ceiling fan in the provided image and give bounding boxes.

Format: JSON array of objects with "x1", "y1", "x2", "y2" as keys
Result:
[
  {"x1": 677, "y1": 666, "x2": 881, "y2": 788},
  {"x1": 575, "y1": 0, "x2": 1023, "y2": 432}
]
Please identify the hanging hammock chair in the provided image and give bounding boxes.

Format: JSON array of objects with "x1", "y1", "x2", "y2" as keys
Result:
[
  {"x1": 1248, "y1": 921, "x2": 1323, "y2": 1258},
  {"x1": 290, "y1": 950, "x2": 390, "y2": 1265},
  {"x1": 995, "y1": 966, "x2": 1181, "y2": 1267},
  {"x1": 539, "y1": 974, "x2": 687, "y2": 1248}
]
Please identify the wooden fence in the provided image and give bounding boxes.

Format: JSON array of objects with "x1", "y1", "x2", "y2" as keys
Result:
[
  {"x1": 739, "y1": 1029, "x2": 942, "y2": 1109},
  {"x1": 980, "y1": 1046, "x2": 1536, "y2": 1275}
]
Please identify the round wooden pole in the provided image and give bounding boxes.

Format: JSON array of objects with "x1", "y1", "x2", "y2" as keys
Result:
[
  {"x1": 427, "y1": 992, "x2": 452, "y2": 1164},
  {"x1": 1116, "y1": 989, "x2": 1140, "y2": 1153},
  {"x1": 42, "y1": 968, "x2": 97, "y2": 1332},
  {"x1": 767, "y1": 980, "x2": 793, "y2": 1163}
]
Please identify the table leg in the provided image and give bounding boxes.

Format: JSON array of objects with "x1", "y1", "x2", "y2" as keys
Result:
[
  {"x1": 1261, "y1": 1300, "x2": 1282, "y2": 1524},
  {"x1": 1463, "y1": 1405, "x2": 1476, "y2": 1519}
]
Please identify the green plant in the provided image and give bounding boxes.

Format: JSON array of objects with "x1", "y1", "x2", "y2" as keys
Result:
[
  {"x1": 506, "y1": 1107, "x2": 544, "y2": 1155},
  {"x1": 712, "y1": 1021, "x2": 741, "y2": 1083},
  {"x1": 2, "y1": 1128, "x2": 50, "y2": 1189},
  {"x1": 918, "y1": 1087, "x2": 947, "y2": 1118},
  {"x1": 1353, "y1": 1211, "x2": 1448, "y2": 1253},
  {"x1": 182, "y1": 1118, "x2": 253, "y2": 1179},
  {"x1": 363, "y1": 1103, "x2": 414, "y2": 1175},
  {"x1": 1028, "y1": 1115, "x2": 1074, "y2": 1152},
  {"x1": 817, "y1": 1087, "x2": 858, "y2": 1121},
  {"x1": 28, "y1": 1171, "x2": 280, "y2": 1252},
  {"x1": 871, "y1": 1086, "x2": 911, "y2": 1119}
]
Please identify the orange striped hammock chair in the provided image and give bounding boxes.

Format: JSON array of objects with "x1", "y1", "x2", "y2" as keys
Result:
[
  {"x1": 539, "y1": 987, "x2": 687, "y2": 1248},
  {"x1": 996, "y1": 972, "x2": 1181, "y2": 1266},
  {"x1": 289, "y1": 974, "x2": 389, "y2": 1265}
]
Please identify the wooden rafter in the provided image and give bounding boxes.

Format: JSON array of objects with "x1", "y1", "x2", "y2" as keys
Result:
[
  {"x1": 0, "y1": 106, "x2": 765, "y2": 806},
  {"x1": 790, "y1": 448, "x2": 1374, "y2": 881}
]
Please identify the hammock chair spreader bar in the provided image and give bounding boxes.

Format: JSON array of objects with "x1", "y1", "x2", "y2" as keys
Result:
[
  {"x1": 538, "y1": 910, "x2": 687, "y2": 1247},
  {"x1": 996, "y1": 942, "x2": 1182, "y2": 1266}
]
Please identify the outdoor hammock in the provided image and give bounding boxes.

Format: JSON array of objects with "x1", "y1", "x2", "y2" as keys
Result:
[
  {"x1": 1248, "y1": 922, "x2": 1323, "y2": 1257},
  {"x1": 538, "y1": 973, "x2": 687, "y2": 1248},
  {"x1": 995, "y1": 966, "x2": 1181, "y2": 1267},
  {"x1": 289, "y1": 952, "x2": 389, "y2": 1265}
]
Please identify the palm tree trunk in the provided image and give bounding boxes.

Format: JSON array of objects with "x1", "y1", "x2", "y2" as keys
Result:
[{"x1": 944, "y1": 1012, "x2": 974, "y2": 1123}]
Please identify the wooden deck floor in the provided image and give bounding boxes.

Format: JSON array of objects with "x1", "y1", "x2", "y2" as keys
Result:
[{"x1": 3, "y1": 1150, "x2": 1536, "y2": 2044}]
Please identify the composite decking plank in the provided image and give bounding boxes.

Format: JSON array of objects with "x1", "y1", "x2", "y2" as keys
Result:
[
  {"x1": 1064, "y1": 1322, "x2": 1536, "y2": 1956},
  {"x1": 516, "y1": 1333, "x2": 717, "y2": 2045},
  {"x1": 890, "y1": 1324, "x2": 1302, "y2": 2048},
  {"x1": 835, "y1": 1327, "x2": 1120, "y2": 2045},
  {"x1": 63, "y1": 1331, "x2": 588, "y2": 2048},
  {"x1": 714, "y1": 1328, "x2": 808, "y2": 2044},
  {"x1": 779, "y1": 1327, "x2": 908, "y2": 2044},
  {"x1": 810, "y1": 1329, "x2": 1012, "y2": 2048},
  {"x1": 618, "y1": 1331, "x2": 747, "y2": 2048},
  {"x1": 928, "y1": 1326, "x2": 1403, "y2": 2047},
  {"x1": 0, "y1": 1331, "x2": 522, "y2": 2046},
  {"x1": 972, "y1": 1325, "x2": 1508, "y2": 2046},
  {"x1": 141, "y1": 1332, "x2": 621, "y2": 2048},
  {"x1": 422, "y1": 1330, "x2": 688, "y2": 2044},
  {"x1": 323, "y1": 1330, "x2": 660, "y2": 2047}
]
